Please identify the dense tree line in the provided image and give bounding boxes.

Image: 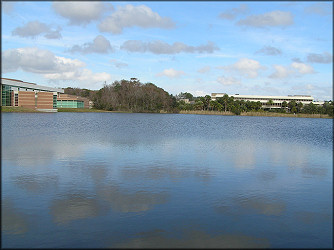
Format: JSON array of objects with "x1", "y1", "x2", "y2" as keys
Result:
[
  {"x1": 64, "y1": 82, "x2": 333, "y2": 116},
  {"x1": 92, "y1": 79, "x2": 177, "y2": 112},
  {"x1": 64, "y1": 87, "x2": 96, "y2": 100},
  {"x1": 176, "y1": 93, "x2": 333, "y2": 116}
]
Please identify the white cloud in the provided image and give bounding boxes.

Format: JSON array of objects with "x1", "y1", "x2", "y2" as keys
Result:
[
  {"x1": 217, "y1": 76, "x2": 241, "y2": 86},
  {"x1": 269, "y1": 62, "x2": 315, "y2": 79},
  {"x1": 255, "y1": 45, "x2": 282, "y2": 56},
  {"x1": 53, "y1": 2, "x2": 108, "y2": 26},
  {"x1": 291, "y1": 62, "x2": 315, "y2": 74},
  {"x1": 224, "y1": 58, "x2": 265, "y2": 78},
  {"x1": 307, "y1": 52, "x2": 332, "y2": 64},
  {"x1": 110, "y1": 59, "x2": 128, "y2": 68},
  {"x1": 45, "y1": 69, "x2": 111, "y2": 83},
  {"x1": 121, "y1": 40, "x2": 219, "y2": 54},
  {"x1": 197, "y1": 66, "x2": 211, "y2": 74},
  {"x1": 304, "y1": 3, "x2": 332, "y2": 16},
  {"x1": 2, "y1": 47, "x2": 111, "y2": 84},
  {"x1": 156, "y1": 68, "x2": 185, "y2": 78},
  {"x1": 99, "y1": 4, "x2": 175, "y2": 34},
  {"x1": 237, "y1": 10, "x2": 293, "y2": 27},
  {"x1": 193, "y1": 90, "x2": 210, "y2": 97},
  {"x1": 68, "y1": 35, "x2": 114, "y2": 54},
  {"x1": 219, "y1": 4, "x2": 249, "y2": 20},
  {"x1": 269, "y1": 65, "x2": 294, "y2": 79},
  {"x1": 12, "y1": 21, "x2": 62, "y2": 39}
]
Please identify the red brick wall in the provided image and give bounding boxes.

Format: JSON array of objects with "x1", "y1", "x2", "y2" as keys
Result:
[
  {"x1": 37, "y1": 92, "x2": 53, "y2": 109},
  {"x1": 18, "y1": 91, "x2": 35, "y2": 108}
]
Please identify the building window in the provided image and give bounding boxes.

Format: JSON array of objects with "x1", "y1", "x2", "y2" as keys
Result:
[
  {"x1": 53, "y1": 95, "x2": 57, "y2": 108},
  {"x1": 14, "y1": 93, "x2": 18, "y2": 106},
  {"x1": 1, "y1": 85, "x2": 12, "y2": 106}
]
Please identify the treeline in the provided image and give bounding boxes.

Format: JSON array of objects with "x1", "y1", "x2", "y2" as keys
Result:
[
  {"x1": 64, "y1": 81, "x2": 333, "y2": 116},
  {"x1": 65, "y1": 79, "x2": 177, "y2": 112},
  {"x1": 176, "y1": 92, "x2": 334, "y2": 116}
]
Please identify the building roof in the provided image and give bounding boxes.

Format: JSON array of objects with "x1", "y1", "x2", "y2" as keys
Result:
[{"x1": 1, "y1": 78, "x2": 64, "y2": 93}]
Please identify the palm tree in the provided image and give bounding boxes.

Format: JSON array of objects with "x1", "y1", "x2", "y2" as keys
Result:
[{"x1": 266, "y1": 99, "x2": 274, "y2": 109}]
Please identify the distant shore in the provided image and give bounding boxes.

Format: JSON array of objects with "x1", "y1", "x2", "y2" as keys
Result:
[
  {"x1": 179, "y1": 110, "x2": 331, "y2": 118},
  {"x1": 1, "y1": 106, "x2": 331, "y2": 118}
]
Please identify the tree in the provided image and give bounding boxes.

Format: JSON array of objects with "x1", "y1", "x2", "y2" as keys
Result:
[
  {"x1": 266, "y1": 99, "x2": 274, "y2": 108},
  {"x1": 297, "y1": 102, "x2": 303, "y2": 113},
  {"x1": 282, "y1": 101, "x2": 288, "y2": 109},
  {"x1": 288, "y1": 100, "x2": 297, "y2": 112}
]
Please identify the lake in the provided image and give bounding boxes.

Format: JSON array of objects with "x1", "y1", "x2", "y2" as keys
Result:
[{"x1": 1, "y1": 112, "x2": 332, "y2": 248}]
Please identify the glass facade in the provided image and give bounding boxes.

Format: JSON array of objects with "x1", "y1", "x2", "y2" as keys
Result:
[
  {"x1": 57, "y1": 100, "x2": 84, "y2": 108},
  {"x1": 1, "y1": 85, "x2": 12, "y2": 106},
  {"x1": 53, "y1": 95, "x2": 57, "y2": 108}
]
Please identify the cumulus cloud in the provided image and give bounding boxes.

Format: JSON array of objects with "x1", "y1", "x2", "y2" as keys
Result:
[
  {"x1": 99, "y1": 4, "x2": 175, "y2": 34},
  {"x1": 121, "y1": 40, "x2": 219, "y2": 54},
  {"x1": 12, "y1": 21, "x2": 62, "y2": 39},
  {"x1": 110, "y1": 59, "x2": 128, "y2": 68},
  {"x1": 197, "y1": 66, "x2": 211, "y2": 74},
  {"x1": 255, "y1": 45, "x2": 282, "y2": 56},
  {"x1": 217, "y1": 76, "x2": 241, "y2": 86},
  {"x1": 219, "y1": 4, "x2": 249, "y2": 20},
  {"x1": 291, "y1": 62, "x2": 315, "y2": 74},
  {"x1": 307, "y1": 52, "x2": 332, "y2": 64},
  {"x1": 44, "y1": 27, "x2": 62, "y2": 39},
  {"x1": 269, "y1": 62, "x2": 315, "y2": 79},
  {"x1": 2, "y1": 47, "x2": 111, "y2": 83},
  {"x1": 304, "y1": 3, "x2": 332, "y2": 16},
  {"x1": 237, "y1": 10, "x2": 294, "y2": 27},
  {"x1": 156, "y1": 68, "x2": 185, "y2": 78},
  {"x1": 52, "y1": 2, "x2": 108, "y2": 26},
  {"x1": 269, "y1": 65, "x2": 294, "y2": 79},
  {"x1": 223, "y1": 58, "x2": 265, "y2": 78},
  {"x1": 68, "y1": 35, "x2": 114, "y2": 54}
]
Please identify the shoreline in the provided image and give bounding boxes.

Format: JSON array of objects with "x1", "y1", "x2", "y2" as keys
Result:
[
  {"x1": 178, "y1": 110, "x2": 331, "y2": 118},
  {"x1": 1, "y1": 106, "x2": 331, "y2": 118}
]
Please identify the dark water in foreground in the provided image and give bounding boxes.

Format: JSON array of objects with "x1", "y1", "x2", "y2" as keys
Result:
[{"x1": 1, "y1": 113, "x2": 333, "y2": 248}]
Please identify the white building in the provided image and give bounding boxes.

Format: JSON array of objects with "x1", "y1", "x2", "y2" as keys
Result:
[{"x1": 211, "y1": 93, "x2": 324, "y2": 109}]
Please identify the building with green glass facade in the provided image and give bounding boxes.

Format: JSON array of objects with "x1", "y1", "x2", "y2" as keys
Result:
[
  {"x1": 1, "y1": 78, "x2": 64, "y2": 111},
  {"x1": 1, "y1": 78, "x2": 92, "y2": 110}
]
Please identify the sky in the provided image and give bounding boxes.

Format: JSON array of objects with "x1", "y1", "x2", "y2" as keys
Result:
[{"x1": 1, "y1": 1, "x2": 333, "y2": 101}]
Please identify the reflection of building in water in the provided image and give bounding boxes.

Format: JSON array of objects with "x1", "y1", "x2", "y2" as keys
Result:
[
  {"x1": 211, "y1": 93, "x2": 324, "y2": 109},
  {"x1": 1, "y1": 78, "x2": 92, "y2": 111}
]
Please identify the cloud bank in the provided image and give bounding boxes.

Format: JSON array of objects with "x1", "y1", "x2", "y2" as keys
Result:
[
  {"x1": 156, "y1": 68, "x2": 185, "y2": 78},
  {"x1": 121, "y1": 40, "x2": 219, "y2": 54},
  {"x1": 12, "y1": 21, "x2": 62, "y2": 39},
  {"x1": 2, "y1": 47, "x2": 111, "y2": 83},
  {"x1": 99, "y1": 4, "x2": 175, "y2": 34},
  {"x1": 68, "y1": 35, "x2": 114, "y2": 54},
  {"x1": 237, "y1": 10, "x2": 294, "y2": 27},
  {"x1": 53, "y1": 2, "x2": 108, "y2": 26}
]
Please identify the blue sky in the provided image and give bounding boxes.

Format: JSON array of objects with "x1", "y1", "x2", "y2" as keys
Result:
[{"x1": 1, "y1": 1, "x2": 333, "y2": 100}]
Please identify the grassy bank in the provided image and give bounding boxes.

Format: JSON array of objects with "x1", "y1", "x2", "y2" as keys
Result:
[
  {"x1": 57, "y1": 108, "x2": 110, "y2": 112},
  {"x1": 1, "y1": 106, "x2": 41, "y2": 113},
  {"x1": 2, "y1": 106, "x2": 331, "y2": 118},
  {"x1": 179, "y1": 110, "x2": 332, "y2": 118}
]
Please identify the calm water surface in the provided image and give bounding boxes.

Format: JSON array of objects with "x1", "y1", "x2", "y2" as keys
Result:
[{"x1": 1, "y1": 113, "x2": 333, "y2": 248}]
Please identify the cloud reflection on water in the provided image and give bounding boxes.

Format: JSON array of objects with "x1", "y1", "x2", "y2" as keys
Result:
[
  {"x1": 113, "y1": 229, "x2": 270, "y2": 248},
  {"x1": 50, "y1": 194, "x2": 107, "y2": 225},
  {"x1": 97, "y1": 185, "x2": 169, "y2": 213},
  {"x1": 2, "y1": 199, "x2": 29, "y2": 235},
  {"x1": 13, "y1": 174, "x2": 59, "y2": 194}
]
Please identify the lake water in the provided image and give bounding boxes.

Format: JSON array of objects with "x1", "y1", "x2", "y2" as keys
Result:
[{"x1": 1, "y1": 112, "x2": 332, "y2": 248}]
